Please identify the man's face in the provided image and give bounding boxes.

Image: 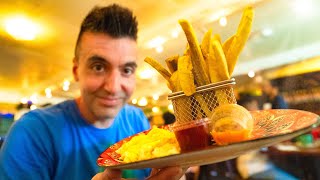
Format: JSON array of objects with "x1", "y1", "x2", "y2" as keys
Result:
[{"x1": 73, "y1": 32, "x2": 137, "y2": 121}]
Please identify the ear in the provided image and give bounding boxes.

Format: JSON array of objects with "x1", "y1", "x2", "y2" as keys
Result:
[{"x1": 72, "y1": 58, "x2": 79, "y2": 82}]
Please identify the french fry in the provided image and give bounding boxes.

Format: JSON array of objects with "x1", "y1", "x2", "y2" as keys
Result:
[
  {"x1": 226, "y1": 6, "x2": 254, "y2": 75},
  {"x1": 179, "y1": 19, "x2": 210, "y2": 86},
  {"x1": 201, "y1": 29, "x2": 212, "y2": 77},
  {"x1": 184, "y1": 44, "x2": 190, "y2": 56},
  {"x1": 170, "y1": 71, "x2": 181, "y2": 92},
  {"x1": 165, "y1": 55, "x2": 179, "y2": 74},
  {"x1": 212, "y1": 33, "x2": 222, "y2": 44},
  {"x1": 222, "y1": 35, "x2": 235, "y2": 56},
  {"x1": 207, "y1": 50, "x2": 219, "y2": 83},
  {"x1": 211, "y1": 39, "x2": 230, "y2": 105},
  {"x1": 201, "y1": 29, "x2": 212, "y2": 60},
  {"x1": 144, "y1": 57, "x2": 172, "y2": 82},
  {"x1": 144, "y1": 57, "x2": 175, "y2": 91},
  {"x1": 212, "y1": 40, "x2": 230, "y2": 81},
  {"x1": 178, "y1": 56, "x2": 196, "y2": 96}
]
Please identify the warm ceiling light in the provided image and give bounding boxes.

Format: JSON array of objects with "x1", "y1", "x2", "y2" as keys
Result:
[
  {"x1": 219, "y1": 16, "x2": 227, "y2": 27},
  {"x1": 152, "y1": 94, "x2": 159, "y2": 101},
  {"x1": 131, "y1": 98, "x2": 137, "y2": 104},
  {"x1": 62, "y1": 80, "x2": 70, "y2": 91},
  {"x1": 4, "y1": 15, "x2": 41, "y2": 40},
  {"x1": 45, "y1": 88, "x2": 51, "y2": 94},
  {"x1": 168, "y1": 104, "x2": 173, "y2": 111},
  {"x1": 152, "y1": 107, "x2": 160, "y2": 113},
  {"x1": 138, "y1": 68, "x2": 155, "y2": 79},
  {"x1": 248, "y1": 70, "x2": 255, "y2": 78},
  {"x1": 138, "y1": 97, "x2": 148, "y2": 106},
  {"x1": 261, "y1": 28, "x2": 273, "y2": 37},
  {"x1": 146, "y1": 36, "x2": 167, "y2": 48},
  {"x1": 62, "y1": 85, "x2": 69, "y2": 91},
  {"x1": 20, "y1": 97, "x2": 28, "y2": 104},
  {"x1": 30, "y1": 94, "x2": 38, "y2": 104},
  {"x1": 46, "y1": 93, "x2": 52, "y2": 98},
  {"x1": 30, "y1": 105, "x2": 37, "y2": 110},
  {"x1": 155, "y1": 46, "x2": 163, "y2": 53},
  {"x1": 292, "y1": 0, "x2": 313, "y2": 17},
  {"x1": 63, "y1": 80, "x2": 70, "y2": 86},
  {"x1": 171, "y1": 29, "x2": 179, "y2": 38}
]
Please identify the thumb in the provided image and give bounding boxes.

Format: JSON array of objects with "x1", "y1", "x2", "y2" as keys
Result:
[
  {"x1": 147, "y1": 166, "x2": 183, "y2": 180},
  {"x1": 92, "y1": 169, "x2": 122, "y2": 180}
]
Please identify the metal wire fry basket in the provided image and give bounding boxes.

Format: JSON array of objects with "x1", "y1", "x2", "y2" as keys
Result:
[{"x1": 168, "y1": 78, "x2": 237, "y2": 125}]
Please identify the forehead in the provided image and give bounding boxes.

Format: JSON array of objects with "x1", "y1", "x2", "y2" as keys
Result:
[{"x1": 78, "y1": 32, "x2": 138, "y2": 64}]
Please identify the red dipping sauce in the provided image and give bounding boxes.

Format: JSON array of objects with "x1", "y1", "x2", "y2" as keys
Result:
[{"x1": 172, "y1": 119, "x2": 211, "y2": 153}]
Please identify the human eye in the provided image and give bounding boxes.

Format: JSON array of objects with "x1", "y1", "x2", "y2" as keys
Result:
[
  {"x1": 92, "y1": 63, "x2": 105, "y2": 73},
  {"x1": 122, "y1": 66, "x2": 135, "y2": 76}
]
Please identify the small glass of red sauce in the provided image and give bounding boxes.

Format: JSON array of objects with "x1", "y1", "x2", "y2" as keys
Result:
[{"x1": 171, "y1": 118, "x2": 211, "y2": 153}]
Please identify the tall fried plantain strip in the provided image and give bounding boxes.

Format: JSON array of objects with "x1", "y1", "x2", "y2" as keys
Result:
[
  {"x1": 212, "y1": 40, "x2": 230, "y2": 105},
  {"x1": 201, "y1": 29, "x2": 212, "y2": 60},
  {"x1": 144, "y1": 57, "x2": 172, "y2": 81},
  {"x1": 201, "y1": 29, "x2": 212, "y2": 78},
  {"x1": 222, "y1": 35, "x2": 235, "y2": 56},
  {"x1": 212, "y1": 40, "x2": 230, "y2": 80},
  {"x1": 226, "y1": 6, "x2": 254, "y2": 75},
  {"x1": 144, "y1": 57, "x2": 174, "y2": 90},
  {"x1": 179, "y1": 19, "x2": 210, "y2": 86},
  {"x1": 212, "y1": 33, "x2": 222, "y2": 44},
  {"x1": 178, "y1": 56, "x2": 196, "y2": 96},
  {"x1": 207, "y1": 50, "x2": 220, "y2": 83},
  {"x1": 170, "y1": 71, "x2": 181, "y2": 92},
  {"x1": 165, "y1": 55, "x2": 179, "y2": 74}
]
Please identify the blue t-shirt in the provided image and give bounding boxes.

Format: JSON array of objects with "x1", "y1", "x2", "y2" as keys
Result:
[{"x1": 0, "y1": 100, "x2": 151, "y2": 180}]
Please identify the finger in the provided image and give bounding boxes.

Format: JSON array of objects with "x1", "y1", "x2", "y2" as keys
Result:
[
  {"x1": 147, "y1": 166, "x2": 183, "y2": 180},
  {"x1": 150, "y1": 168, "x2": 161, "y2": 176},
  {"x1": 93, "y1": 169, "x2": 122, "y2": 180}
]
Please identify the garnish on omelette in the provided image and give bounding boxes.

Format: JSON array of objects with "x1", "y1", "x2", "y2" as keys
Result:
[{"x1": 115, "y1": 127, "x2": 180, "y2": 163}]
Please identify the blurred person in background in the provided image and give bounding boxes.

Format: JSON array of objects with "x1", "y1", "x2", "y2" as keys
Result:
[
  {"x1": 261, "y1": 80, "x2": 288, "y2": 109},
  {"x1": 162, "y1": 111, "x2": 176, "y2": 125},
  {"x1": 0, "y1": 4, "x2": 184, "y2": 180},
  {"x1": 236, "y1": 93, "x2": 297, "y2": 180}
]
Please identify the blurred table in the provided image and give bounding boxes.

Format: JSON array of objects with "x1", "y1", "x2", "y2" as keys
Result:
[{"x1": 264, "y1": 140, "x2": 320, "y2": 180}]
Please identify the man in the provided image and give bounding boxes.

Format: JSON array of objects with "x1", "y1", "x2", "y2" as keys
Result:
[
  {"x1": 0, "y1": 4, "x2": 183, "y2": 180},
  {"x1": 261, "y1": 80, "x2": 288, "y2": 109}
]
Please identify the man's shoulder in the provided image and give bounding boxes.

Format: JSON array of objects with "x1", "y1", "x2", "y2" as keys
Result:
[{"x1": 17, "y1": 100, "x2": 75, "y2": 126}]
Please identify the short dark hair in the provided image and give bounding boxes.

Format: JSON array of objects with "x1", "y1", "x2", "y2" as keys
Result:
[{"x1": 74, "y1": 4, "x2": 138, "y2": 58}]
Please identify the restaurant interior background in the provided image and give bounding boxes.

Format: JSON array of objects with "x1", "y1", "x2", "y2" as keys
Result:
[{"x1": 0, "y1": 0, "x2": 320, "y2": 179}]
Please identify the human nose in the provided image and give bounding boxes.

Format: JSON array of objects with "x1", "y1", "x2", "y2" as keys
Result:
[{"x1": 104, "y1": 70, "x2": 121, "y2": 94}]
